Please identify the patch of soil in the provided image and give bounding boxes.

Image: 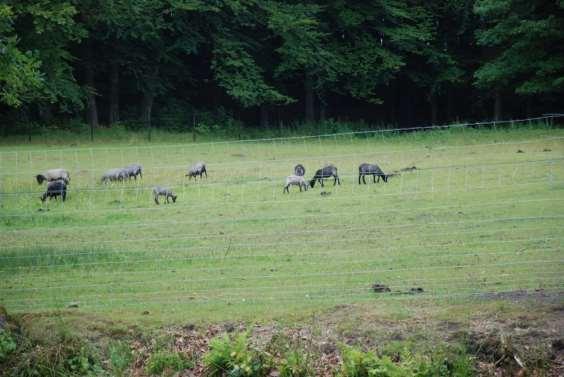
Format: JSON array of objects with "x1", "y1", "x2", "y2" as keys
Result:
[
  {"x1": 371, "y1": 283, "x2": 391, "y2": 293},
  {"x1": 478, "y1": 289, "x2": 564, "y2": 305}
]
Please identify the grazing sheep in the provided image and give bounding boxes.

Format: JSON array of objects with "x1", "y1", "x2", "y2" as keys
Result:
[
  {"x1": 309, "y1": 165, "x2": 340, "y2": 188},
  {"x1": 358, "y1": 163, "x2": 388, "y2": 184},
  {"x1": 294, "y1": 164, "x2": 306, "y2": 176},
  {"x1": 101, "y1": 168, "x2": 128, "y2": 183},
  {"x1": 36, "y1": 169, "x2": 70, "y2": 185},
  {"x1": 186, "y1": 162, "x2": 207, "y2": 180},
  {"x1": 40, "y1": 180, "x2": 67, "y2": 202},
  {"x1": 124, "y1": 163, "x2": 143, "y2": 180},
  {"x1": 153, "y1": 186, "x2": 177, "y2": 204},
  {"x1": 283, "y1": 175, "x2": 308, "y2": 193}
]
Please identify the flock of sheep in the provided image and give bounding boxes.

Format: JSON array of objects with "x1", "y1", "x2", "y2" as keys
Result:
[{"x1": 35, "y1": 161, "x2": 389, "y2": 204}]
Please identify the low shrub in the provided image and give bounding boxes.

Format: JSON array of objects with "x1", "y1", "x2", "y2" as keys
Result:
[
  {"x1": 338, "y1": 344, "x2": 474, "y2": 377},
  {"x1": 279, "y1": 350, "x2": 314, "y2": 377},
  {"x1": 0, "y1": 329, "x2": 17, "y2": 362},
  {"x1": 203, "y1": 333, "x2": 272, "y2": 377},
  {"x1": 108, "y1": 340, "x2": 133, "y2": 377},
  {"x1": 146, "y1": 350, "x2": 193, "y2": 376}
]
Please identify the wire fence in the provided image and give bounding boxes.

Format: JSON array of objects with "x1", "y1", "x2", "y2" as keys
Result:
[{"x1": 0, "y1": 116, "x2": 563, "y2": 319}]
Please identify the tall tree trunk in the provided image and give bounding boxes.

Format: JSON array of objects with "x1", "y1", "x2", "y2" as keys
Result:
[
  {"x1": 494, "y1": 90, "x2": 502, "y2": 121},
  {"x1": 141, "y1": 92, "x2": 154, "y2": 129},
  {"x1": 319, "y1": 96, "x2": 327, "y2": 122},
  {"x1": 305, "y1": 72, "x2": 315, "y2": 123},
  {"x1": 526, "y1": 96, "x2": 533, "y2": 117},
  {"x1": 260, "y1": 104, "x2": 269, "y2": 128},
  {"x1": 85, "y1": 64, "x2": 99, "y2": 133},
  {"x1": 446, "y1": 88, "x2": 454, "y2": 123},
  {"x1": 84, "y1": 39, "x2": 99, "y2": 134},
  {"x1": 109, "y1": 61, "x2": 119, "y2": 125},
  {"x1": 430, "y1": 92, "x2": 438, "y2": 125}
]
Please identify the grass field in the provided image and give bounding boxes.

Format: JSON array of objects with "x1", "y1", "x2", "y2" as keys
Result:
[{"x1": 1, "y1": 125, "x2": 563, "y2": 327}]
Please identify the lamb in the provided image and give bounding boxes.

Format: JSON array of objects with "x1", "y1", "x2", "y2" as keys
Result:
[
  {"x1": 294, "y1": 164, "x2": 306, "y2": 176},
  {"x1": 309, "y1": 165, "x2": 340, "y2": 188},
  {"x1": 36, "y1": 168, "x2": 70, "y2": 185},
  {"x1": 153, "y1": 186, "x2": 177, "y2": 204},
  {"x1": 40, "y1": 179, "x2": 67, "y2": 202},
  {"x1": 101, "y1": 168, "x2": 128, "y2": 183},
  {"x1": 124, "y1": 163, "x2": 143, "y2": 180},
  {"x1": 283, "y1": 175, "x2": 308, "y2": 193},
  {"x1": 186, "y1": 162, "x2": 207, "y2": 180},
  {"x1": 358, "y1": 163, "x2": 388, "y2": 184}
]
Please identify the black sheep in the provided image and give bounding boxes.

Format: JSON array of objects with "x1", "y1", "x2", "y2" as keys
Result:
[
  {"x1": 40, "y1": 180, "x2": 67, "y2": 202},
  {"x1": 310, "y1": 165, "x2": 340, "y2": 188},
  {"x1": 358, "y1": 163, "x2": 388, "y2": 184}
]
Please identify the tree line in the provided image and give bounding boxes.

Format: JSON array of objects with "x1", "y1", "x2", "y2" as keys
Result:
[{"x1": 1, "y1": 0, "x2": 563, "y2": 134}]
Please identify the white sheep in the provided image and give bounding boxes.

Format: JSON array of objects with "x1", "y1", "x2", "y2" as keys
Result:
[
  {"x1": 36, "y1": 169, "x2": 70, "y2": 185},
  {"x1": 283, "y1": 175, "x2": 308, "y2": 193}
]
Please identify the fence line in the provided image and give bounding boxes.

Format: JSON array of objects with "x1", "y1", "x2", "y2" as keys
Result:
[
  {"x1": 3, "y1": 249, "x2": 560, "y2": 293},
  {"x1": 2, "y1": 214, "x2": 561, "y2": 253},
  {"x1": 2, "y1": 156, "x2": 562, "y2": 196},
  {"x1": 1, "y1": 196, "x2": 560, "y2": 236},
  {"x1": 1, "y1": 134, "x2": 562, "y2": 178},
  {"x1": 4, "y1": 232, "x2": 560, "y2": 285},
  {"x1": 2, "y1": 172, "x2": 561, "y2": 220},
  {"x1": 0, "y1": 220, "x2": 561, "y2": 266},
  {"x1": 0, "y1": 114, "x2": 561, "y2": 155},
  {"x1": 5, "y1": 274, "x2": 563, "y2": 310},
  {"x1": 9, "y1": 287, "x2": 563, "y2": 313},
  {"x1": 2, "y1": 243, "x2": 560, "y2": 284}
]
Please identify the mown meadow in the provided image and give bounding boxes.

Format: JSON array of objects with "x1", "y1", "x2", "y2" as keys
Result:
[{"x1": 1, "y1": 125, "x2": 563, "y2": 326}]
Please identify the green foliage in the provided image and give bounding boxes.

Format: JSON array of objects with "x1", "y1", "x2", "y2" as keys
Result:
[
  {"x1": 9, "y1": 339, "x2": 104, "y2": 377},
  {"x1": 203, "y1": 333, "x2": 272, "y2": 377},
  {"x1": 338, "y1": 345, "x2": 474, "y2": 377},
  {"x1": 108, "y1": 340, "x2": 133, "y2": 377},
  {"x1": 212, "y1": 36, "x2": 292, "y2": 107},
  {"x1": 0, "y1": 329, "x2": 17, "y2": 362},
  {"x1": 7, "y1": 0, "x2": 87, "y2": 112},
  {"x1": 279, "y1": 350, "x2": 314, "y2": 377},
  {"x1": 146, "y1": 350, "x2": 193, "y2": 376},
  {"x1": 474, "y1": 0, "x2": 564, "y2": 95},
  {"x1": 0, "y1": 4, "x2": 44, "y2": 107}
]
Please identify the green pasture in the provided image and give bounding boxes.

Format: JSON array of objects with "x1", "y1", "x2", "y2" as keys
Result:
[{"x1": 1, "y1": 125, "x2": 563, "y2": 325}]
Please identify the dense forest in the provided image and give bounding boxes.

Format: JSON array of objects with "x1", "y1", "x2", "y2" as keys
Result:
[{"x1": 1, "y1": 0, "x2": 563, "y2": 135}]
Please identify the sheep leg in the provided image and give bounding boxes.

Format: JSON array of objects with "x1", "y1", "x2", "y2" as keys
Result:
[
  {"x1": 283, "y1": 185, "x2": 289, "y2": 194},
  {"x1": 362, "y1": 175, "x2": 367, "y2": 184},
  {"x1": 335, "y1": 175, "x2": 341, "y2": 185},
  {"x1": 154, "y1": 196, "x2": 160, "y2": 205},
  {"x1": 62, "y1": 191, "x2": 66, "y2": 202},
  {"x1": 203, "y1": 169, "x2": 208, "y2": 178},
  {"x1": 320, "y1": 179, "x2": 324, "y2": 187},
  {"x1": 374, "y1": 175, "x2": 377, "y2": 183}
]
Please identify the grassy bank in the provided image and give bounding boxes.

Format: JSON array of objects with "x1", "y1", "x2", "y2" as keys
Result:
[{"x1": 1, "y1": 124, "x2": 562, "y2": 326}]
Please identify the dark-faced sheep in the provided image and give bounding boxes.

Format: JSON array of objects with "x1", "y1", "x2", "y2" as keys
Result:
[
  {"x1": 101, "y1": 168, "x2": 128, "y2": 183},
  {"x1": 186, "y1": 162, "x2": 207, "y2": 180},
  {"x1": 124, "y1": 163, "x2": 143, "y2": 180},
  {"x1": 294, "y1": 164, "x2": 306, "y2": 176},
  {"x1": 40, "y1": 180, "x2": 67, "y2": 202},
  {"x1": 153, "y1": 186, "x2": 177, "y2": 204},
  {"x1": 36, "y1": 169, "x2": 70, "y2": 185},
  {"x1": 358, "y1": 163, "x2": 388, "y2": 184},
  {"x1": 283, "y1": 175, "x2": 308, "y2": 193},
  {"x1": 310, "y1": 165, "x2": 340, "y2": 188}
]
